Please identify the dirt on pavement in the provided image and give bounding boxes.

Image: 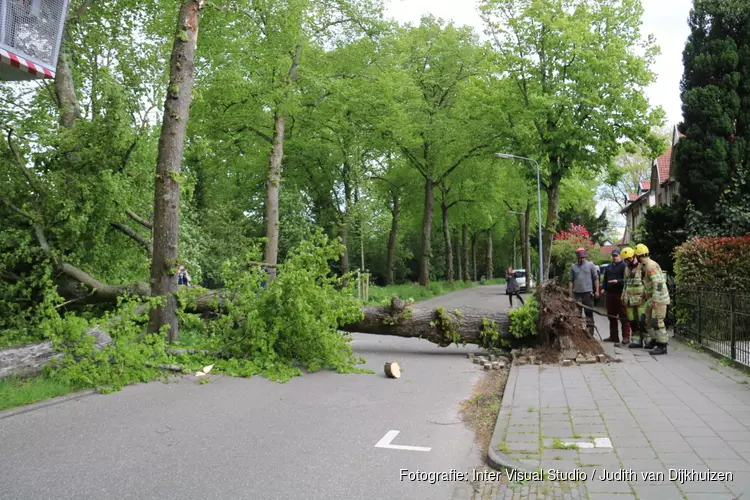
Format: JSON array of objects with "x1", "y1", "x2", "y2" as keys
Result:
[{"x1": 458, "y1": 368, "x2": 509, "y2": 456}]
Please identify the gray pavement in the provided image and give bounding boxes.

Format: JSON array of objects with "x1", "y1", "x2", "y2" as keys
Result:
[
  {"x1": 0, "y1": 285, "x2": 515, "y2": 500},
  {"x1": 477, "y1": 310, "x2": 750, "y2": 500}
]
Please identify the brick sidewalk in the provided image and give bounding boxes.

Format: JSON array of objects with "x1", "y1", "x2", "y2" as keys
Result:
[{"x1": 457, "y1": 313, "x2": 750, "y2": 499}]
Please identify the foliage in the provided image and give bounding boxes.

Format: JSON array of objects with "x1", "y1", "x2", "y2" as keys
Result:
[
  {"x1": 183, "y1": 233, "x2": 369, "y2": 381},
  {"x1": 638, "y1": 200, "x2": 689, "y2": 274},
  {"x1": 508, "y1": 296, "x2": 539, "y2": 341},
  {"x1": 550, "y1": 224, "x2": 595, "y2": 280},
  {"x1": 674, "y1": 235, "x2": 750, "y2": 291},
  {"x1": 43, "y1": 300, "x2": 171, "y2": 394},
  {"x1": 674, "y1": 0, "x2": 750, "y2": 234},
  {"x1": 557, "y1": 207, "x2": 611, "y2": 245},
  {"x1": 366, "y1": 280, "x2": 479, "y2": 305}
]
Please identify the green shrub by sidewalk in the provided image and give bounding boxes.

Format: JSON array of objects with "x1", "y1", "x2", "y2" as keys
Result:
[
  {"x1": 674, "y1": 235, "x2": 750, "y2": 290},
  {"x1": 0, "y1": 375, "x2": 86, "y2": 411},
  {"x1": 508, "y1": 296, "x2": 539, "y2": 344}
]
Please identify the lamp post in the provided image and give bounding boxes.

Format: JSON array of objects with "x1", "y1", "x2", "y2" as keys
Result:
[{"x1": 496, "y1": 153, "x2": 544, "y2": 289}]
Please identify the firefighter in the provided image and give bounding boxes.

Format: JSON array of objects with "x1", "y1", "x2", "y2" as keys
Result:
[
  {"x1": 620, "y1": 247, "x2": 645, "y2": 348},
  {"x1": 635, "y1": 243, "x2": 670, "y2": 355}
]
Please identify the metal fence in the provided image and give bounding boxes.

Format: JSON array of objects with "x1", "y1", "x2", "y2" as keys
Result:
[{"x1": 671, "y1": 280, "x2": 750, "y2": 366}]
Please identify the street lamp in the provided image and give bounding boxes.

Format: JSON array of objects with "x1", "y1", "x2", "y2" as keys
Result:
[{"x1": 495, "y1": 153, "x2": 545, "y2": 289}]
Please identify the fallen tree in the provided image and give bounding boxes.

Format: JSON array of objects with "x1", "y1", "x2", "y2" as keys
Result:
[{"x1": 0, "y1": 295, "x2": 513, "y2": 378}]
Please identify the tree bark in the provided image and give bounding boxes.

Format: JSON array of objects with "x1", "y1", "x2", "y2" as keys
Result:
[
  {"x1": 543, "y1": 171, "x2": 562, "y2": 280},
  {"x1": 485, "y1": 227, "x2": 493, "y2": 280},
  {"x1": 462, "y1": 224, "x2": 470, "y2": 281},
  {"x1": 523, "y1": 201, "x2": 532, "y2": 281},
  {"x1": 456, "y1": 227, "x2": 463, "y2": 284},
  {"x1": 264, "y1": 110, "x2": 284, "y2": 272},
  {"x1": 148, "y1": 0, "x2": 202, "y2": 342},
  {"x1": 386, "y1": 194, "x2": 399, "y2": 285},
  {"x1": 441, "y1": 188, "x2": 453, "y2": 284},
  {"x1": 419, "y1": 178, "x2": 435, "y2": 287},
  {"x1": 338, "y1": 297, "x2": 510, "y2": 347},
  {"x1": 471, "y1": 232, "x2": 478, "y2": 281}
]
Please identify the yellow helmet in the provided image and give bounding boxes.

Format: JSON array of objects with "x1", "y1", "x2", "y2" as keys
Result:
[
  {"x1": 634, "y1": 243, "x2": 650, "y2": 256},
  {"x1": 620, "y1": 247, "x2": 635, "y2": 259}
]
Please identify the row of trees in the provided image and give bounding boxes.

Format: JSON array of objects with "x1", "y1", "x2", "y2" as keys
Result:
[{"x1": 0, "y1": 0, "x2": 662, "y2": 342}]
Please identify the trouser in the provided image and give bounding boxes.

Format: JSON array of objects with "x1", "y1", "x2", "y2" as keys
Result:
[
  {"x1": 626, "y1": 304, "x2": 646, "y2": 344},
  {"x1": 645, "y1": 302, "x2": 669, "y2": 344},
  {"x1": 509, "y1": 293, "x2": 525, "y2": 307},
  {"x1": 605, "y1": 292, "x2": 630, "y2": 341},
  {"x1": 574, "y1": 292, "x2": 595, "y2": 336}
]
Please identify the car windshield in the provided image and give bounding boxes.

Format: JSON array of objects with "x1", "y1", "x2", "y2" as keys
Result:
[{"x1": 515, "y1": 270, "x2": 526, "y2": 278}]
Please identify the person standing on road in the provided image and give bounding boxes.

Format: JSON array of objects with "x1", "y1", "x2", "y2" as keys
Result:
[
  {"x1": 635, "y1": 243, "x2": 670, "y2": 356},
  {"x1": 505, "y1": 267, "x2": 525, "y2": 307},
  {"x1": 599, "y1": 248, "x2": 630, "y2": 344},
  {"x1": 620, "y1": 247, "x2": 646, "y2": 348},
  {"x1": 569, "y1": 248, "x2": 599, "y2": 338}
]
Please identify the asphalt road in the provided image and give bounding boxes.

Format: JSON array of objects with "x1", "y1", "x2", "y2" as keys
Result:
[{"x1": 0, "y1": 285, "x2": 513, "y2": 500}]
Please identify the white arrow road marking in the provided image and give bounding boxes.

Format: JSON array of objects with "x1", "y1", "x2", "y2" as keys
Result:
[{"x1": 375, "y1": 430, "x2": 431, "y2": 452}]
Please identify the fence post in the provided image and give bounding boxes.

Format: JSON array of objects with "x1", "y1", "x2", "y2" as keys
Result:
[
  {"x1": 730, "y1": 288, "x2": 736, "y2": 361},
  {"x1": 697, "y1": 293, "x2": 702, "y2": 344}
]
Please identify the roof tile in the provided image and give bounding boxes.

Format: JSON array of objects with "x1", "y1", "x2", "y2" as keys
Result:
[{"x1": 656, "y1": 147, "x2": 672, "y2": 184}]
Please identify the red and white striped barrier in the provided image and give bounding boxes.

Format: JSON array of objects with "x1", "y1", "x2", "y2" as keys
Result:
[{"x1": 0, "y1": 47, "x2": 55, "y2": 79}]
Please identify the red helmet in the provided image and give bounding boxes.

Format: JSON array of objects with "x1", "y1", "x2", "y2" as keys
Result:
[{"x1": 575, "y1": 247, "x2": 588, "y2": 259}]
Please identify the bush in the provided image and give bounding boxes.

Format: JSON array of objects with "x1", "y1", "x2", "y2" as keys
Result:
[
  {"x1": 508, "y1": 296, "x2": 539, "y2": 341},
  {"x1": 674, "y1": 235, "x2": 750, "y2": 291},
  {"x1": 551, "y1": 224, "x2": 595, "y2": 283}
]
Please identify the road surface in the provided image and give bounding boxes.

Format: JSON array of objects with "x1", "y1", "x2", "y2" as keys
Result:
[{"x1": 0, "y1": 285, "x2": 515, "y2": 500}]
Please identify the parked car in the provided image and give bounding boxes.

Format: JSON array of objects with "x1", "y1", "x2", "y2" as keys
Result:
[{"x1": 514, "y1": 269, "x2": 528, "y2": 292}]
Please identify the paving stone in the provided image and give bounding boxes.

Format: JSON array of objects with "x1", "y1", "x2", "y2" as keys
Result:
[
  {"x1": 691, "y1": 446, "x2": 743, "y2": 460},
  {"x1": 616, "y1": 447, "x2": 658, "y2": 459},
  {"x1": 570, "y1": 417, "x2": 604, "y2": 426},
  {"x1": 643, "y1": 431, "x2": 684, "y2": 442},
  {"x1": 701, "y1": 458, "x2": 750, "y2": 471},
  {"x1": 628, "y1": 482, "x2": 684, "y2": 500},
  {"x1": 583, "y1": 477, "x2": 632, "y2": 493},
  {"x1": 650, "y1": 440, "x2": 694, "y2": 453},
  {"x1": 542, "y1": 449, "x2": 579, "y2": 460},
  {"x1": 542, "y1": 423, "x2": 575, "y2": 437},
  {"x1": 655, "y1": 451, "x2": 705, "y2": 464},
  {"x1": 715, "y1": 429, "x2": 750, "y2": 441},
  {"x1": 506, "y1": 433, "x2": 539, "y2": 443},
  {"x1": 572, "y1": 425, "x2": 608, "y2": 436},
  {"x1": 588, "y1": 494, "x2": 635, "y2": 499},
  {"x1": 677, "y1": 477, "x2": 734, "y2": 493},
  {"x1": 675, "y1": 426, "x2": 718, "y2": 437},
  {"x1": 684, "y1": 436, "x2": 728, "y2": 448},
  {"x1": 609, "y1": 434, "x2": 650, "y2": 447}
]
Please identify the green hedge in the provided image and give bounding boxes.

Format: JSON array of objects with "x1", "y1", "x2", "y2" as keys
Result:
[{"x1": 674, "y1": 235, "x2": 750, "y2": 291}]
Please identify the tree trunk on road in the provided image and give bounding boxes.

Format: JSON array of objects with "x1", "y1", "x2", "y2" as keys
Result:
[
  {"x1": 386, "y1": 194, "x2": 399, "y2": 285},
  {"x1": 419, "y1": 178, "x2": 435, "y2": 287},
  {"x1": 0, "y1": 296, "x2": 512, "y2": 378},
  {"x1": 148, "y1": 0, "x2": 202, "y2": 342},
  {"x1": 462, "y1": 224, "x2": 470, "y2": 281}
]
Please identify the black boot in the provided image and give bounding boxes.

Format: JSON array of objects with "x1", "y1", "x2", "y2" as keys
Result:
[
  {"x1": 628, "y1": 341, "x2": 643, "y2": 348},
  {"x1": 650, "y1": 344, "x2": 668, "y2": 355},
  {"x1": 643, "y1": 340, "x2": 656, "y2": 350}
]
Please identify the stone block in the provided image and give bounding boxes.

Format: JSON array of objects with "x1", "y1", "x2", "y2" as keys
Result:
[
  {"x1": 483, "y1": 364, "x2": 491, "y2": 371},
  {"x1": 516, "y1": 357, "x2": 529, "y2": 365},
  {"x1": 472, "y1": 358, "x2": 481, "y2": 364},
  {"x1": 563, "y1": 349, "x2": 577, "y2": 360},
  {"x1": 596, "y1": 354, "x2": 605, "y2": 363},
  {"x1": 562, "y1": 359, "x2": 573, "y2": 367}
]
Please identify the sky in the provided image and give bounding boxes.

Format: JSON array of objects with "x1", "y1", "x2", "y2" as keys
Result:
[{"x1": 384, "y1": 0, "x2": 693, "y2": 238}]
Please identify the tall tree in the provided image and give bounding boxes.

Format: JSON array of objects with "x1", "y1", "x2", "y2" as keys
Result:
[
  {"x1": 481, "y1": 0, "x2": 662, "y2": 278},
  {"x1": 674, "y1": 0, "x2": 750, "y2": 235},
  {"x1": 148, "y1": 0, "x2": 203, "y2": 340}
]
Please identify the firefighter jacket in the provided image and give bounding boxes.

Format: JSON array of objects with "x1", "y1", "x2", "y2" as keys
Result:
[
  {"x1": 622, "y1": 264, "x2": 645, "y2": 307},
  {"x1": 641, "y1": 258, "x2": 671, "y2": 305}
]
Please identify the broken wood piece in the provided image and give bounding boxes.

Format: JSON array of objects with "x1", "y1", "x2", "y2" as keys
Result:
[{"x1": 384, "y1": 362, "x2": 401, "y2": 379}]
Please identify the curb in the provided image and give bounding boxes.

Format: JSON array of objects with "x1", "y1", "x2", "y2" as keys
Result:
[
  {"x1": 0, "y1": 388, "x2": 99, "y2": 420},
  {"x1": 486, "y1": 363, "x2": 536, "y2": 473}
]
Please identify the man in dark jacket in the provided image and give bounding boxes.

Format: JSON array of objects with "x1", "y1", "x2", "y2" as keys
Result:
[{"x1": 599, "y1": 248, "x2": 630, "y2": 344}]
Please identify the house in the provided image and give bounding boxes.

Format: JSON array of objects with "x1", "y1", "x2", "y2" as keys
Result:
[{"x1": 619, "y1": 125, "x2": 683, "y2": 244}]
